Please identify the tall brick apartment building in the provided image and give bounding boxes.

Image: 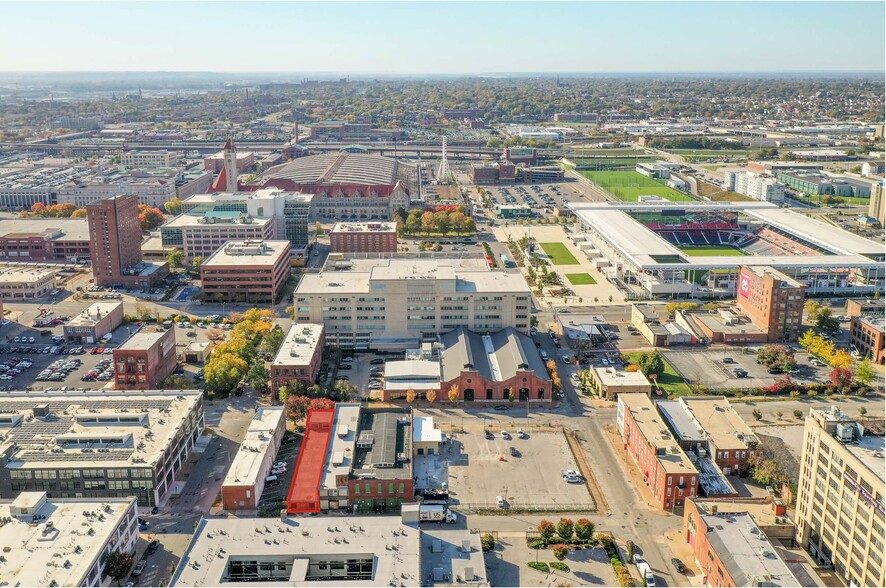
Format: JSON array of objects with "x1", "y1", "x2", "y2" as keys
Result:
[
  {"x1": 87, "y1": 195, "x2": 168, "y2": 287},
  {"x1": 735, "y1": 265, "x2": 806, "y2": 342}
]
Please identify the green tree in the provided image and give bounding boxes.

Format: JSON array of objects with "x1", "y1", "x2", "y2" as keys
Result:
[
  {"x1": 167, "y1": 249, "x2": 184, "y2": 270},
  {"x1": 552, "y1": 544, "x2": 569, "y2": 561},
  {"x1": 855, "y1": 358, "x2": 876, "y2": 386},
  {"x1": 191, "y1": 256, "x2": 205, "y2": 273},
  {"x1": 334, "y1": 379, "x2": 358, "y2": 401},
  {"x1": 793, "y1": 410, "x2": 803, "y2": 419},
  {"x1": 162, "y1": 374, "x2": 194, "y2": 389},
  {"x1": 574, "y1": 518, "x2": 594, "y2": 542},
  {"x1": 538, "y1": 520, "x2": 555, "y2": 544},
  {"x1": 815, "y1": 308, "x2": 840, "y2": 333},
  {"x1": 752, "y1": 409, "x2": 762, "y2": 421},
  {"x1": 164, "y1": 198, "x2": 183, "y2": 215},
  {"x1": 556, "y1": 518, "x2": 574, "y2": 543},
  {"x1": 637, "y1": 351, "x2": 665, "y2": 379},
  {"x1": 104, "y1": 550, "x2": 135, "y2": 585},
  {"x1": 204, "y1": 353, "x2": 248, "y2": 395},
  {"x1": 246, "y1": 361, "x2": 270, "y2": 392},
  {"x1": 260, "y1": 327, "x2": 285, "y2": 355}
]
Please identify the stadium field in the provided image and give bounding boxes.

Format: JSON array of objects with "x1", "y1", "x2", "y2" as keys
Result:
[
  {"x1": 678, "y1": 245, "x2": 748, "y2": 257},
  {"x1": 579, "y1": 170, "x2": 696, "y2": 202},
  {"x1": 540, "y1": 242, "x2": 580, "y2": 265}
]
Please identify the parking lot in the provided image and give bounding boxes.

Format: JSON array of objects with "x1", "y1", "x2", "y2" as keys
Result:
[
  {"x1": 256, "y1": 430, "x2": 301, "y2": 512},
  {"x1": 485, "y1": 180, "x2": 587, "y2": 218},
  {"x1": 662, "y1": 348, "x2": 832, "y2": 390},
  {"x1": 334, "y1": 352, "x2": 389, "y2": 399},
  {"x1": 447, "y1": 429, "x2": 595, "y2": 511}
]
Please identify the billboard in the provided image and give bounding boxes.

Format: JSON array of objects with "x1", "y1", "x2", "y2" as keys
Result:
[{"x1": 738, "y1": 268, "x2": 752, "y2": 299}]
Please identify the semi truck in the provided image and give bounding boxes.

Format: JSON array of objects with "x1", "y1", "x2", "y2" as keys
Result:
[{"x1": 419, "y1": 504, "x2": 457, "y2": 524}]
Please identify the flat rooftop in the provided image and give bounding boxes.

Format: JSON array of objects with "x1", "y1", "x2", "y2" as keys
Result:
[
  {"x1": 849, "y1": 434, "x2": 886, "y2": 484},
  {"x1": 858, "y1": 316, "x2": 886, "y2": 332},
  {"x1": 163, "y1": 210, "x2": 274, "y2": 229},
  {"x1": 223, "y1": 406, "x2": 285, "y2": 488},
  {"x1": 413, "y1": 416, "x2": 443, "y2": 444},
  {"x1": 691, "y1": 313, "x2": 766, "y2": 336},
  {"x1": 658, "y1": 400, "x2": 706, "y2": 444},
  {"x1": 690, "y1": 499, "x2": 794, "y2": 530},
  {"x1": 677, "y1": 397, "x2": 759, "y2": 451},
  {"x1": 0, "y1": 389, "x2": 202, "y2": 471},
  {"x1": 273, "y1": 323, "x2": 324, "y2": 367},
  {"x1": 0, "y1": 217, "x2": 90, "y2": 241},
  {"x1": 202, "y1": 239, "x2": 290, "y2": 267},
  {"x1": 620, "y1": 393, "x2": 698, "y2": 475},
  {"x1": 320, "y1": 403, "x2": 360, "y2": 491},
  {"x1": 592, "y1": 366, "x2": 651, "y2": 388},
  {"x1": 0, "y1": 493, "x2": 136, "y2": 587},
  {"x1": 0, "y1": 266, "x2": 57, "y2": 283},
  {"x1": 170, "y1": 515, "x2": 421, "y2": 587},
  {"x1": 743, "y1": 265, "x2": 805, "y2": 289},
  {"x1": 330, "y1": 221, "x2": 397, "y2": 234},
  {"x1": 66, "y1": 302, "x2": 123, "y2": 327},
  {"x1": 116, "y1": 329, "x2": 169, "y2": 351},
  {"x1": 384, "y1": 360, "x2": 441, "y2": 391},
  {"x1": 702, "y1": 512, "x2": 801, "y2": 586},
  {"x1": 351, "y1": 409, "x2": 412, "y2": 481}
]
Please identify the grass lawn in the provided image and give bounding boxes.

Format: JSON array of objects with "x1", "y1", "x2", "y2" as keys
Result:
[
  {"x1": 579, "y1": 170, "x2": 696, "y2": 202},
  {"x1": 626, "y1": 352, "x2": 693, "y2": 397},
  {"x1": 565, "y1": 272, "x2": 597, "y2": 285},
  {"x1": 540, "y1": 242, "x2": 580, "y2": 265},
  {"x1": 678, "y1": 245, "x2": 748, "y2": 257}
]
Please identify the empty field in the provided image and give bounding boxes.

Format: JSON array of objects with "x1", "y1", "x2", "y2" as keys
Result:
[
  {"x1": 540, "y1": 242, "x2": 580, "y2": 265},
  {"x1": 579, "y1": 170, "x2": 696, "y2": 202},
  {"x1": 565, "y1": 272, "x2": 597, "y2": 285},
  {"x1": 678, "y1": 245, "x2": 748, "y2": 257}
]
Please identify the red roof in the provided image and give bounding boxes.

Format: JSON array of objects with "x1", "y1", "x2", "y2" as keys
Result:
[
  {"x1": 211, "y1": 166, "x2": 227, "y2": 192},
  {"x1": 224, "y1": 138, "x2": 234, "y2": 151},
  {"x1": 286, "y1": 409, "x2": 335, "y2": 513}
]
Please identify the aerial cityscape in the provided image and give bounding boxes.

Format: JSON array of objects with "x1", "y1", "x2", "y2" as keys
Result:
[{"x1": 0, "y1": 1, "x2": 884, "y2": 587}]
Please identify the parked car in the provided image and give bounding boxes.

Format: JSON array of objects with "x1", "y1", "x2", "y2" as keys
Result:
[
  {"x1": 131, "y1": 560, "x2": 148, "y2": 577},
  {"x1": 671, "y1": 558, "x2": 686, "y2": 573},
  {"x1": 146, "y1": 540, "x2": 160, "y2": 555}
]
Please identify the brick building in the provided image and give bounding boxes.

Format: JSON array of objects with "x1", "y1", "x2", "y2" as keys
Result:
[
  {"x1": 0, "y1": 218, "x2": 91, "y2": 263},
  {"x1": 617, "y1": 393, "x2": 699, "y2": 511},
  {"x1": 87, "y1": 195, "x2": 168, "y2": 287},
  {"x1": 735, "y1": 265, "x2": 805, "y2": 342},
  {"x1": 468, "y1": 162, "x2": 515, "y2": 184},
  {"x1": 200, "y1": 240, "x2": 291, "y2": 304},
  {"x1": 270, "y1": 323, "x2": 324, "y2": 396},
  {"x1": 113, "y1": 329, "x2": 177, "y2": 390},
  {"x1": 221, "y1": 406, "x2": 286, "y2": 513},
  {"x1": 846, "y1": 298, "x2": 884, "y2": 319},
  {"x1": 63, "y1": 301, "x2": 124, "y2": 344},
  {"x1": 439, "y1": 327, "x2": 552, "y2": 403},
  {"x1": 850, "y1": 315, "x2": 885, "y2": 363},
  {"x1": 329, "y1": 221, "x2": 397, "y2": 254}
]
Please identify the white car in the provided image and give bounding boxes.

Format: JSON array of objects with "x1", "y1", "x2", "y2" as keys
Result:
[
  {"x1": 500, "y1": 430, "x2": 509, "y2": 440},
  {"x1": 516, "y1": 430, "x2": 526, "y2": 439}
]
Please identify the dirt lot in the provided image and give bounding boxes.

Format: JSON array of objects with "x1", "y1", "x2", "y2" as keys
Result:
[
  {"x1": 447, "y1": 429, "x2": 595, "y2": 511},
  {"x1": 662, "y1": 348, "x2": 831, "y2": 390}
]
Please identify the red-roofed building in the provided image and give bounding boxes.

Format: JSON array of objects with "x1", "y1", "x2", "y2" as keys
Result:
[{"x1": 286, "y1": 408, "x2": 335, "y2": 513}]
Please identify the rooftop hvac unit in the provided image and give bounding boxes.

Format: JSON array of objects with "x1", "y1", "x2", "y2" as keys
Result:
[{"x1": 836, "y1": 423, "x2": 855, "y2": 443}]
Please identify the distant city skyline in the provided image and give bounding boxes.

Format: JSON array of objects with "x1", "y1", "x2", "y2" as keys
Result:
[{"x1": 0, "y1": 1, "x2": 884, "y2": 74}]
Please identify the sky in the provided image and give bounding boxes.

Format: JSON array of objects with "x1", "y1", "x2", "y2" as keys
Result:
[{"x1": 0, "y1": 1, "x2": 883, "y2": 74}]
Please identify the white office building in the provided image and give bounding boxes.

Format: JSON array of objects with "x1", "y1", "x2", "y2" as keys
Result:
[{"x1": 723, "y1": 171, "x2": 785, "y2": 202}]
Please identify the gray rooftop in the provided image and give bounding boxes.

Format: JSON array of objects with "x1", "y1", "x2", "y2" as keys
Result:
[
  {"x1": 440, "y1": 327, "x2": 549, "y2": 384},
  {"x1": 0, "y1": 217, "x2": 90, "y2": 241},
  {"x1": 351, "y1": 409, "x2": 412, "y2": 480},
  {"x1": 262, "y1": 152, "x2": 400, "y2": 186}
]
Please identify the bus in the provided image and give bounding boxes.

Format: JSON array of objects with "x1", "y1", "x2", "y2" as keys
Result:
[{"x1": 500, "y1": 253, "x2": 514, "y2": 268}]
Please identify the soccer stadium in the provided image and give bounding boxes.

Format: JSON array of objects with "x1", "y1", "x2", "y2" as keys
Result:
[{"x1": 568, "y1": 201, "x2": 885, "y2": 299}]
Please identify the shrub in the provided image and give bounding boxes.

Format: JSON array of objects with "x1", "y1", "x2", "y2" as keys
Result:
[
  {"x1": 793, "y1": 410, "x2": 803, "y2": 419},
  {"x1": 528, "y1": 562, "x2": 550, "y2": 573},
  {"x1": 481, "y1": 533, "x2": 495, "y2": 552},
  {"x1": 552, "y1": 544, "x2": 569, "y2": 561},
  {"x1": 625, "y1": 540, "x2": 635, "y2": 561},
  {"x1": 550, "y1": 562, "x2": 570, "y2": 572}
]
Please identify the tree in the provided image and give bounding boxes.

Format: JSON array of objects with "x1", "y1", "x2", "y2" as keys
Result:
[
  {"x1": 815, "y1": 308, "x2": 840, "y2": 333},
  {"x1": 167, "y1": 249, "x2": 184, "y2": 270},
  {"x1": 752, "y1": 409, "x2": 762, "y2": 420},
  {"x1": 285, "y1": 395, "x2": 312, "y2": 423},
  {"x1": 315, "y1": 221, "x2": 324, "y2": 236},
  {"x1": 405, "y1": 389, "x2": 416, "y2": 403},
  {"x1": 830, "y1": 367, "x2": 853, "y2": 389},
  {"x1": 829, "y1": 349, "x2": 855, "y2": 369},
  {"x1": 552, "y1": 544, "x2": 569, "y2": 562},
  {"x1": 260, "y1": 327, "x2": 285, "y2": 355},
  {"x1": 421, "y1": 211, "x2": 435, "y2": 235},
  {"x1": 447, "y1": 384, "x2": 460, "y2": 403},
  {"x1": 508, "y1": 389, "x2": 516, "y2": 402},
  {"x1": 204, "y1": 352, "x2": 248, "y2": 395},
  {"x1": 246, "y1": 361, "x2": 270, "y2": 392},
  {"x1": 556, "y1": 518, "x2": 574, "y2": 542},
  {"x1": 334, "y1": 379, "x2": 358, "y2": 401},
  {"x1": 859, "y1": 407, "x2": 868, "y2": 416},
  {"x1": 798, "y1": 329, "x2": 819, "y2": 351},
  {"x1": 574, "y1": 518, "x2": 594, "y2": 542},
  {"x1": 138, "y1": 205, "x2": 165, "y2": 231},
  {"x1": 855, "y1": 358, "x2": 876, "y2": 386},
  {"x1": 636, "y1": 351, "x2": 665, "y2": 379},
  {"x1": 164, "y1": 198, "x2": 183, "y2": 215},
  {"x1": 538, "y1": 520, "x2": 555, "y2": 544},
  {"x1": 70, "y1": 208, "x2": 87, "y2": 218},
  {"x1": 104, "y1": 550, "x2": 135, "y2": 585},
  {"x1": 793, "y1": 410, "x2": 803, "y2": 419},
  {"x1": 804, "y1": 300, "x2": 823, "y2": 322},
  {"x1": 191, "y1": 256, "x2": 205, "y2": 273},
  {"x1": 426, "y1": 390, "x2": 437, "y2": 403},
  {"x1": 162, "y1": 374, "x2": 194, "y2": 389}
]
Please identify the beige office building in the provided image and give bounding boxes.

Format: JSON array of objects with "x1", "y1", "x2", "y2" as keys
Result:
[
  {"x1": 293, "y1": 257, "x2": 532, "y2": 349},
  {"x1": 795, "y1": 406, "x2": 885, "y2": 588}
]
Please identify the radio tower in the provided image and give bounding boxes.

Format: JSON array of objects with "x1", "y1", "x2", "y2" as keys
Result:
[{"x1": 437, "y1": 136, "x2": 452, "y2": 184}]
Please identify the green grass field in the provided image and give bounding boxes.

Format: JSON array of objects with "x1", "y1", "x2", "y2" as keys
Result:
[
  {"x1": 579, "y1": 170, "x2": 696, "y2": 202},
  {"x1": 678, "y1": 245, "x2": 748, "y2": 257},
  {"x1": 565, "y1": 272, "x2": 597, "y2": 285},
  {"x1": 540, "y1": 242, "x2": 580, "y2": 265},
  {"x1": 626, "y1": 352, "x2": 693, "y2": 397}
]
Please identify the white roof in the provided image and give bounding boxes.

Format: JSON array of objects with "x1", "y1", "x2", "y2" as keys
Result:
[
  {"x1": 202, "y1": 240, "x2": 290, "y2": 267},
  {"x1": 384, "y1": 360, "x2": 441, "y2": 380},
  {"x1": 0, "y1": 493, "x2": 136, "y2": 587},
  {"x1": 593, "y1": 366, "x2": 651, "y2": 388},
  {"x1": 223, "y1": 407, "x2": 285, "y2": 488},
  {"x1": 413, "y1": 416, "x2": 443, "y2": 444},
  {"x1": 320, "y1": 403, "x2": 360, "y2": 490},
  {"x1": 743, "y1": 207, "x2": 883, "y2": 256},
  {"x1": 171, "y1": 514, "x2": 421, "y2": 587},
  {"x1": 273, "y1": 323, "x2": 324, "y2": 367},
  {"x1": 66, "y1": 302, "x2": 123, "y2": 327},
  {"x1": 330, "y1": 221, "x2": 397, "y2": 234}
]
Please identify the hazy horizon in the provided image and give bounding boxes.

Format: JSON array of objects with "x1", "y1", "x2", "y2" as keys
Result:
[{"x1": 1, "y1": 1, "x2": 883, "y2": 74}]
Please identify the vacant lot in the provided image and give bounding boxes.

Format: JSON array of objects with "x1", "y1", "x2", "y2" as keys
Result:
[
  {"x1": 540, "y1": 242, "x2": 580, "y2": 265},
  {"x1": 678, "y1": 245, "x2": 748, "y2": 257},
  {"x1": 580, "y1": 170, "x2": 696, "y2": 202},
  {"x1": 661, "y1": 349, "x2": 832, "y2": 391},
  {"x1": 566, "y1": 272, "x2": 597, "y2": 285},
  {"x1": 448, "y1": 430, "x2": 595, "y2": 511},
  {"x1": 625, "y1": 351, "x2": 692, "y2": 397}
]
